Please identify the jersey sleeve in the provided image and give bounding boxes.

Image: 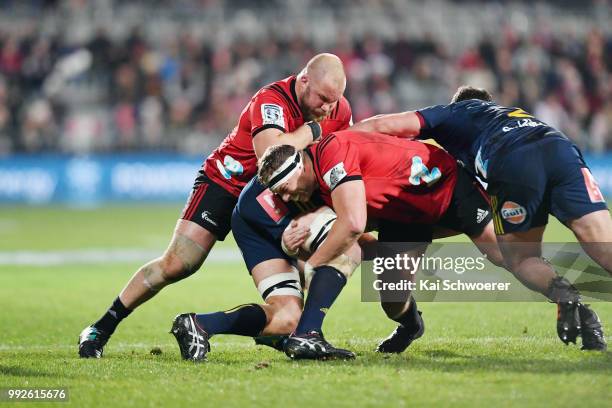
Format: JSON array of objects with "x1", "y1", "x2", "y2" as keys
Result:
[
  {"x1": 320, "y1": 96, "x2": 353, "y2": 136},
  {"x1": 415, "y1": 104, "x2": 453, "y2": 139},
  {"x1": 314, "y1": 135, "x2": 362, "y2": 194},
  {"x1": 249, "y1": 90, "x2": 290, "y2": 137}
]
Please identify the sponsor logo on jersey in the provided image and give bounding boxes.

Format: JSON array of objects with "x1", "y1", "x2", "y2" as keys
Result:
[
  {"x1": 500, "y1": 201, "x2": 527, "y2": 224},
  {"x1": 201, "y1": 211, "x2": 218, "y2": 226},
  {"x1": 409, "y1": 156, "x2": 441, "y2": 186},
  {"x1": 256, "y1": 189, "x2": 289, "y2": 223},
  {"x1": 323, "y1": 162, "x2": 347, "y2": 190},
  {"x1": 261, "y1": 104, "x2": 285, "y2": 128},
  {"x1": 502, "y1": 118, "x2": 544, "y2": 132},
  {"x1": 476, "y1": 208, "x2": 489, "y2": 224},
  {"x1": 581, "y1": 168, "x2": 605, "y2": 203},
  {"x1": 216, "y1": 155, "x2": 244, "y2": 180}
]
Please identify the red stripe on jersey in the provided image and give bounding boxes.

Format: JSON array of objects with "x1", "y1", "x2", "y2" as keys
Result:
[
  {"x1": 316, "y1": 134, "x2": 336, "y2": 156},
  {"x1": 329, "y1": 105, "x2": 337, "y2": 120},
  {"x1": 289, "y1": 77, "x2": 301, "y2": 111},
  {"x1": 305, "y1": 148, "x2": 321, "y2": 182},
  {"x1": 184, "y1": 183, "x2": 208, "y2": 220},
  {"x1": 473, "y1": 181, "x2": 491, "y2": 205},
  {"x1": 183, "y1": 186, "x2": 201, "y2": 220},
  {"x1": 263, "y1": 85, "x2": 298, "y2": 117},
  {"x1": 270, "y1": 84, "x2": 300, "y2": 117}
]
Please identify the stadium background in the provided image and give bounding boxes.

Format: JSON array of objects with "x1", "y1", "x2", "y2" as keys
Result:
[
  {"x1": 0, "y1": 0, "x2": 611, "y2": 204},
  {"x1": 0, "y1": 1, "x2": 610, "y2": 407}
]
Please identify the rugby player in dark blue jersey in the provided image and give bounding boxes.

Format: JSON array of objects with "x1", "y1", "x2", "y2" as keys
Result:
[
  {"x1": 352, "y1": 86, "x2": 609, "y2": 350},
  {"x1": 169, "y1": 177, "x2": 363, "y2": 361}
]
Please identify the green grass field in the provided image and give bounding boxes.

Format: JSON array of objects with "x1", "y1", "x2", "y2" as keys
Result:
[{"x1": 0, "y1": 205, "x2": 610, "y2": 407}]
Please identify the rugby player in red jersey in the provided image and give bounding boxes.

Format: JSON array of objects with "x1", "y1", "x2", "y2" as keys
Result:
[
  {"x1": 257, "y1": 130, "x2": 503, "y2": 359},
  {"x1": 78, "y1": 54, "x2": 353, "y2": 358}
]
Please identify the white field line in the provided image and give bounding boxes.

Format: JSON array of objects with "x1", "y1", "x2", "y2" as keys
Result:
[{"x1": 0, "y1": 248, "x2": 242, "y2": 266}]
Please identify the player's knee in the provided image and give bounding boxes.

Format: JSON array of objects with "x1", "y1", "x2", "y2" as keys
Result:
[
  {"x1": 170, "y1": 235, "x2": 208, "y2": 275},
  {"x1": 265, "y1": 297, "x2": 302, "y2": 334},
  {"x1": 486, "y1": 250, "x2": 506, "y2": 268},
  {"x1": 569, "y1": 211, "x2": 612, "y2": 242},
  {"x1": 327, "y1": 245, "x2": 361, "y2": 280},
  {"x1": 277, "y1": 311, "x2": 300, "y2": 334},
  {"x1": 159, "y1": 252, "x2": 195, "y2": 282},
  {"x1": 139, "y1": 254, "x2": 193, "y2": 293},
  {"x1": 503, "y1": 255, "x2": 525, "y2": 274},
  {"x1": 154, "y1": 235, "x2": 208, "y2": 284}
]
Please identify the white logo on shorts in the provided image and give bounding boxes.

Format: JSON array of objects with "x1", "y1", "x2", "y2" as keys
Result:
[
  {"x1": 201, "y1": 211, "x2": 218, "y2": 226},
  {"x1": 476, "y1": 208, "x2": 489, "y2": 224}
]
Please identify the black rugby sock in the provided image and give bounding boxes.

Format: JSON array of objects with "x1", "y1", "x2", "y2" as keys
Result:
[
  {"x1": 545, "y1": 276, "x2": 581, "y2": 303},
  {"x1": 196, "y1": 303, "x2": 267, "y2": 337},
  {"x1": 394, "y1": 297, "x2": 423, "y2": 334},
  {"x1": 93, "y1": 297, "x2": 133, "y2": 335}
]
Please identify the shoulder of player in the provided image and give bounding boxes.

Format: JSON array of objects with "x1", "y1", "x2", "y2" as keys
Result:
[
  {"x1": 251, "y1": 77, "x2": 300, "y2": 117},
  {"x1": 325, "y1": 96, "x2": 351, "y2": 121},
  {"x1": 453, "y1": 99, "x2": 496, "y2": 112},
  {"x1": 318, "y1": 132, "x2": 343, "y2": 149}
]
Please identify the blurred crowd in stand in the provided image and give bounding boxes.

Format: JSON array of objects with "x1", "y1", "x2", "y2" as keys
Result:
[{"x1": 0, "y1": 0, "x2": 610, "y2": 154}]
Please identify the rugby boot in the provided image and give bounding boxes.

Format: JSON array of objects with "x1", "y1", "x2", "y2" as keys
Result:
[
  {"x1": 376, "y1": 310, "x2": 424, "y2": 353},
  {"x1": 578, "y1": 304, "x2": 607, "y2": 351},
  {"x1": 284, "y1": 331, "x2": 355, "y2": 360},
  {"x1": 557, "y1": 300, "x2": 581, "y2": 345},
  {"x1": 170, "y1": 313, "x2": 210, "y2": 362},
  {"x1": 78, "y1": 326, "x2": 109, "y2": 358},
  {"x1": 254, "y1": 335, "x2": 289, "y2": 352}
]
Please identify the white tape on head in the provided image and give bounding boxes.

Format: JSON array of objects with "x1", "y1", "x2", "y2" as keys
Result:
[{"x1": 268, "y1": 151, "x2": 302, "y2": 190}]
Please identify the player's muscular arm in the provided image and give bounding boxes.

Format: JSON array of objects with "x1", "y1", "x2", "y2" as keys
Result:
[
  {"x1": 253, "y1": 123, "x2": 320, "y2": 158},
  {"x1": 307, "y1": 180, "x2": 367, "y2": 267},
  {"x1": 351, "y1": 111, "x2": 422, "y2": 138}
]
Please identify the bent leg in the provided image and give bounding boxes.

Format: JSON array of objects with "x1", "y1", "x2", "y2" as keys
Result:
[
  {"x1": 193, "y1": 259, "x2": 303, "y2": 338},
  {"x1": 378, "y1": 245, "x2": 425, "y2": 319},
  {"x1": 377, "y1": 245, "x2": 427, "y2": 353},
  {"x1": 119, "y1": 219, "x2": 216, "y2": 309},
  {"x1": 253, "y1": 259, "x2": 304, "y2": 335},
  {"x1": 495, "y1": 226, "x2": 555, "y2": 295},
  {"x1": 79, "y1": 220, "x2": 217, "y2": 358},
  {"x1": 566, "y1": 210, "x2": 612, "y2": 274},
  {"x1": 469, "y1": 221, "x2": 505, "y2": 268}
]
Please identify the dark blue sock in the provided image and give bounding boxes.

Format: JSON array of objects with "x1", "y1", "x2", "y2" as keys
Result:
[
  {"x1": 195, "y1": 303, "x2": 267, "y2": 337},
  {"x1": 295, "y1": 266, "x2": 347, "y2": 335}
]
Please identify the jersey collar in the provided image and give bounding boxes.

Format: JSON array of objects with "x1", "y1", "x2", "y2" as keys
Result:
[{"x1": 289, "y1": 76, "x2": 301, "y2": 117}]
